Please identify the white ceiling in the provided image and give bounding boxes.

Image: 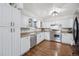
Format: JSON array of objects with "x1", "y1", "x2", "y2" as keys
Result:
[{"x1": 22, "y1": 3, "x2": 79, "y2": 18}]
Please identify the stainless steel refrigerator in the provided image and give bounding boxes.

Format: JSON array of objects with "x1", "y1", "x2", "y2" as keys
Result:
[
  {"x1": 72, "y1": 17, "x2": 79, "y2": 55},
  {"x1": 73, "y1": 17, "x2": 79, "y2": 44}
]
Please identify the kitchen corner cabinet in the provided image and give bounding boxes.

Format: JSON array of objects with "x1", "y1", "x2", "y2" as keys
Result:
[
  {"x1": 37, "y1": 32, "x2": 44, "y2": 44},
  {"x1": 44, "y1": 32, "x2": 50, "y2": 40},
  {"x1": 21, "y1": 36, "x2": 30, "y2": 55}
]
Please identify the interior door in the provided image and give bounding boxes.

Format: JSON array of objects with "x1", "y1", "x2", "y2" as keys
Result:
[{"x1": 12, "y1": 27, "x2": 21, "y2": 56}]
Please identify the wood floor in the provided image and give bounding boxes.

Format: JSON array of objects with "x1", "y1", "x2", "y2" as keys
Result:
[{"x1": 24, "y1": 40, "x2": 73, "y2": 56}]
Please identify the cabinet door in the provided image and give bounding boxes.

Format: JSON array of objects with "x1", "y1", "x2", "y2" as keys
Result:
[
  {"x1": 21, "y1": 37, "x2": 30, "y2": 55},
  {"x1": 62, "y1": 33, "x2": 74, "y2": 45},
  {"x1": 2, "y1": 27, "x2": 12, "y2": 56},
  {"x1": 41, "y1": 32, "x2": 45, "y2": 41},
  {"x1": 21, "y1": 15, "x2": 29, "y2": 27},
  {"x1": 0, "y1": 4, "x2": 12, "y2": 26},
  {"x1": 0, "y1": 27, "x2": 3, "y2": 56},
  {"x1": 37, "y1": 33, "x2": 43, "y2": 44},
  {"x1": 37, "y1": 33, "x2": 41, "y2": 44},
  {"x1": 44, "y1": 32, "x2": 50, "y2": 40},
  {"x1": 12, "y1": 8, "x2": 21, "y2": 27},
  {"x1": 12, "y1": 27, "x2": 21, "y2": 56},
  {"x1": 36, "y1": 20, "x2": 40, "y2": 28},
  {"x1": 21, "y1": 37, "x2": 27, "y2": 55}
]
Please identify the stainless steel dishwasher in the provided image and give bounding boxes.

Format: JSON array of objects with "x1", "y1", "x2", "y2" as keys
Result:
[{"x1": 30, "y1": 34, "x2": 37, "y2": 49}]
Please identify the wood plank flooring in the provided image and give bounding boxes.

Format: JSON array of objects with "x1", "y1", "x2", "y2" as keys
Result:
[{"x1": 24, "y1": 40, "x2": 73, "y2": 56}]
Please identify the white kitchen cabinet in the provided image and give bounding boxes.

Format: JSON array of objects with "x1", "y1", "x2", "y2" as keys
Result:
[
  {"x1": 12, "y1": 8, "x2": 21, "y2": 27},
  {"x1": 0, "y1": 4, "x2": 21, "y2": 27},
  {"x1": 0, "y1": 27, "x2": 3, "y2": 56},
  {"x1": 1, "y1": 27, "x2": 12, "y2": 56},
  {"x1": 36, "y1": 20, "x2": 41, "y2": 28},
  {"x1": 0, "y1": 27, "x2": 21, "y2": 56},
  {"x1": 21, "y1": 15, "x2": 29, "y2": 27},
  {"x1": 21, "y1": 36, "x2": 30, "y2": 55},
  {"x1": 44, "y1": 32, "x2": 50, "y2": 40},
  {"x1": 11, "y1": 27, "x2": 21, "y2": 56},
  {"x1": 62, "y1": 33, "x2": 74, "y2": 45},
  {"x1": 37, "y1": 32, "x2": 44, "y2": 44},
  {"x1": 0, "y1": 4, "x2": 21, "y2": 56},
  {"x1": 0, "y1": 4, "x2": 12, "y2": 27}
]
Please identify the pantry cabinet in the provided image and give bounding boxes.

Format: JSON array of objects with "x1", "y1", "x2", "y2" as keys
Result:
[
  {"x1": 11, "y1": 27, "x2": 21, "y2": 56},
  {"x1": 0, "y1": 4, "x2": 21, "y2": 27},
  {"x1": 12, "y1": 8, "x2": 21, "y2": 27},
  {"x1": 0, "y1": 4, "x2": 12, "y2": 26},
  {"x1": 2, "y1": 27, "x2": 21, "y2": 56},
  {"x1": 0, "y1": 4, "x2": 21, "y2": 56}
]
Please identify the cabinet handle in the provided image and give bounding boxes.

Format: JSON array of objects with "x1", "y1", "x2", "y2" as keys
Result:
[
  {"x1": 13, "y1": 22, "x2": 15, "y2": 26},
  {"x1": 11, "y1": 28, "x2": 12, "y2": 32},
  {"x1": 11, "y1": 22, "x2": 12, "y2": 26}
]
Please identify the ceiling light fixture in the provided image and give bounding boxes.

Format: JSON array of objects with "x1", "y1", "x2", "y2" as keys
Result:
[{"x1": 49, "y1": 7, "x2": 65, "y2": 16}]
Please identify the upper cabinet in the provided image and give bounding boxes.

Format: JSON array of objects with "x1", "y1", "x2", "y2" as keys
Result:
[
  {"x1": 36, "y1": 20, "x2": 41, "y2": 28},
  {"x1": 0, "y1": 3, "x2": 21, "y2": 27},
  {"x1": 0, "y1": 4, "x2": 12, "y2": 26},
  {"x1": 21, "y1": 15, "x2": 29, "y2": 28},
  {"x1": 11, "y1": 7, "x2": 21, "y2": 27},
  {"x1": 21, "y1": 15, "x2": 41, "y2": 28}
]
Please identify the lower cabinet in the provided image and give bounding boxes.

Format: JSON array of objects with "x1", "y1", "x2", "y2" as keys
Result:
[
  {"x1": 62, "y1": 33, "x2": 74, "y2": 45},
  {"x1": 44, "y1": 32, "x2": 50, "y2": 40},
  {"x1": 37, "y1": 32, "x2": 44, "y2": 44},
  {"x1": 21, "y1": 36, "x2": 30, "y2": 55},
  {"x1": 11, "y1": 27, "x2": 21, "y2": 56},
  {"x1": 1, "y1": 27, "x2": 12, "y2": 56},
  {"x1": 0, "y1": 27, "x2": 21, "y2": 56}
]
